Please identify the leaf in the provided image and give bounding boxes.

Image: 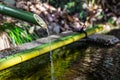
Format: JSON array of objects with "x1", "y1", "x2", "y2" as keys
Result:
[{"x1": 66, "y1": 2, "x2": 75, "y2": 8}]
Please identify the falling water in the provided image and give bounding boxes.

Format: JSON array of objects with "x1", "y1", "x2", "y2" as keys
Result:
[
  {"x1": 34, "y1": 14, "x2": 55, "y2": 80},
  {"x1": 46, "y1": 29, "x2": 55, "y2": 80}
]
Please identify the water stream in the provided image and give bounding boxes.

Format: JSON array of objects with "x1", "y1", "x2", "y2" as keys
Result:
[
  {"x1": 34, "y1": 14, "x2": 55, "y2": 80},
  {"x1": 46, "y1": 29, "x2": 55, "y2": 80}
]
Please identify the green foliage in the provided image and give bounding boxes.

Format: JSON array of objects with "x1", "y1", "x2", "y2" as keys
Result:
[
  {"x1": 42, "y1": 0, "x2": 70, "y2": 8},
  {"x1": 107, "y1": 18, "x2": 116, "y2": 25},
  {"x1": 65, "y1": 1, "x2": 75, "y2": 13},
  {"x1": 65, "y1": 1, "x2": 84, "y2": 14},
  {"x1": 0, "y1": 23, "x2": 38, "y2": 46},
  {"x1": 20, "y1": 24, "x2": 39, "y2": 40},
  {"x1": 79, "y1": 10, "x2": 88, "y2": 22},
  {"x1": 43, "y1": 0, "x2": 85, "y2": 13}
]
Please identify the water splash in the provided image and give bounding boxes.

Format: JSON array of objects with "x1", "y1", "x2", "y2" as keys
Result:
[{"x1": 34, "y1": 14, "x2": 55, "y2": 80}]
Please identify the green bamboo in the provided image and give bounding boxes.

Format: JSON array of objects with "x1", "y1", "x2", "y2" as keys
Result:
[
  {"x1": 0, "y1": 4, "x2": 38, "y2": 25},
  {"x1": 0, "y1": 26, "x2": 103, "y2": 71}
]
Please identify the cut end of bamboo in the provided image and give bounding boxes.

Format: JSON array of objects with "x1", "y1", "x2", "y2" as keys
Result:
[{"x1": 33, "y1": 14, "x2": 48, "y2": 29}]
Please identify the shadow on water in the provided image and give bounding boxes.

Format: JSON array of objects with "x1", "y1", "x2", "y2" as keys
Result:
[
  {"x1": 86, "y1": 28, "x2": 120, "y2": 80},
  {"x1": 54, "y1": 28, "x2": 120, "y2": 80}
]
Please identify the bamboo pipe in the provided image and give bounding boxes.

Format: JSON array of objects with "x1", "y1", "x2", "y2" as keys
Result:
[
  {"x1": 0, "y1": 25, "x2": 103, "y2": 71},
  {"x1": 0, "y1": 4, "x2": 44, "y2": 25}
]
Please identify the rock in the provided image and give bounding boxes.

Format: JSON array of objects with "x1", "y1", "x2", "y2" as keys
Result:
[
  {"x1": 4, "y1": 0, "x2": 15, "y2": 7},
  {"x1": 88, "y1": 34, "x2": 120, "y2": 45},
  {"x1": 50, "y1": 22, "x2": 60, "y2": 34},
  {"x1": 16, "y1": 1, "x2": 26, "y2": 9}
]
